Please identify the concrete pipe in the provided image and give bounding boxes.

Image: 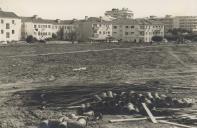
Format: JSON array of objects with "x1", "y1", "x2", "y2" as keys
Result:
[
  {"x1": 101, "y1": 92, "x2": 108, "y2": 98},
  {"x1": 107, "y1": 91, "x2": 113, "y2": 98},
  {"x1": 94, "y1": 95, "x2": 102, "y2": 101}
]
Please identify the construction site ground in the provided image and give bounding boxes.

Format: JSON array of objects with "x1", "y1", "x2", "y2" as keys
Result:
[{"x1": 0, "y1": 42, "x2": 197, "y2": 128}]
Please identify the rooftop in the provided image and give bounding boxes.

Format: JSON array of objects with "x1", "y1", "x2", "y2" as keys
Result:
[
  {"x1": 0, "y1": 10, "x2": 20, "y2": 19},
  {"x1": 21, "y1": 16, "x2": 76, "y2": 25},
  {"x1": 112, "y1": 19, "x2": 163, "y2": 25}
]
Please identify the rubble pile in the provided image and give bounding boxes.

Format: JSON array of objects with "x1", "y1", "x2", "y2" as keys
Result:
[
  {"x1": 77, "y1": 91, "x2": 194, "y2": 116},
  {"x1": 38, "y1": 90, "x2": 196, "y2": 128}
]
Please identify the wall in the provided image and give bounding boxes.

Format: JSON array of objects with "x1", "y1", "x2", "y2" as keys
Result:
[{"x1": 0, "y1": 18, "x2": 21, "y2": 42}]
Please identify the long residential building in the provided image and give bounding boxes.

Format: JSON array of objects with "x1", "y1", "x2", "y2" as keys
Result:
[
  {"x1": 21, "y1": 15, "x2": 77, "y2": 40},
  {"x1": 77, "y1": 17, "x2": 112, "y2": 42},
  {"x1": 0, "y1": 9, "x2": 21, "y2": 42},
  {"x1": 112, "y1": 19, "x2": 164, "y2": 42}
]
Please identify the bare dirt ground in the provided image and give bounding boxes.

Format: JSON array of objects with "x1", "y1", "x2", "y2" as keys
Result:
[{"x1": 0, "y1": 42, "x2": 197, "y2": 128}]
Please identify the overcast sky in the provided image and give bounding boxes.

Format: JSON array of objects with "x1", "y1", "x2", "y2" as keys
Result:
[{"x1": 0, "y1": 0, "x2": 197, "y2": 20}]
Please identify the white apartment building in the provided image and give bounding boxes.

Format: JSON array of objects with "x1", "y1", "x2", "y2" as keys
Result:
[
  {"x1": 21, "y1": 15, "x2": 77, "y2": 40},
  {"x1": 0, "y1": 9, "x2": 21, "y2": 43},
  {"x1": 112, "y1": 19, "x2": 164, "y2": 42},
  {"x1": 173, "y1": 16, "x2": 197, "y2": 32},
  {"x1": 105, "y1": 8, "x2": 134, "y2": 19},
  {"x1": 78, "y1": 17, "x2": 112, "y2": 42}
]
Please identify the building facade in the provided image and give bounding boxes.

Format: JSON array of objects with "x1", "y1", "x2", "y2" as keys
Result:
[
  {"x1": 105, "y1": 8, "x2": 134, "y2": 19},
  {"x1": 112, "y1": 19, "x2": 164, "y2": 43},
  {"x1": 0, "y1": 9, "x2": 21, "y2": 43},
  {"x1": 154, "y1": 15, "x2": 197, "y2": 33},
  {"x1": 21, "y1": 15, "x2": 77, "y2": 40},
  {"x1": 78, "y1": 17, "x2": 112, "y2": 42},
  {"x1": 173, "y1": 16, "x2": 197, "y2": 32}
]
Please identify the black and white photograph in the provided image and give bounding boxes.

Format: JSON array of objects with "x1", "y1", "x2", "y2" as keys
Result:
[{"x1": 0, "y1": 0, "x2": 197, "y2": 127}]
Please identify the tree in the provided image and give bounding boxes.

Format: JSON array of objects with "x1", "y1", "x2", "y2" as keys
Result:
[
  {"x1": 152, "y1": 36, "x2": 163, "y2": 42},
  {"x1": 52, "y1": 33, "x2": 57, "y2": 40},
  {"x1": 57, "y1": 28, "x2": 64, "y2": 40},
  {"x1": 68, "y1": 31, "x2": 77, "y2": 44},
  {"x1": 26, "y1": 35, "x2": 37, "y2": 43}
]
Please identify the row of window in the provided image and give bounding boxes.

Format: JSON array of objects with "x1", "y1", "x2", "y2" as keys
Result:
[
  {"x1": 1, "y1": 19, "x2": 15, "y2": 24},
  {"x1": 1, "y1": 30, "x2": 15, "y2": 34},
  {"x1": 92, "y1": 24, "x2": 110, "y2": 28},
  {"x1": 113, "y1": 25, "x2": 163, "y2": 29},
  {"x1": 98, "y1": 31, "x2": 111, "y2": 35},
  {"x1": 34, "y1": 24, "x2": 73, "y2": 29},
  {"x1": 113, "y1": 31, "x2": 163, "y2": 36}
]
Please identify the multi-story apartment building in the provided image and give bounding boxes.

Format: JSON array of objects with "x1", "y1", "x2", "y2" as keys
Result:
[
  {"x1": 77, "y1": 17, "x2": 112, "y2": 42},
  {"x1": 21, "y1": 15, "x2": 77, "y2": 40},
  {"x1": 112, "y1": 19, "x2": 164, "y2": 42},
  {"x1": 173, "y1": 16, "x2": 197, "y2": 32},
  {"x1": 153, "y1": 15, "x2": 197, "y2": 33},
  {"x1": 105, "y1": 8, "x2": 134, "y2": 19},
  {"x1": 0, "y1": 9, "x2": 21, "y2": 43}
]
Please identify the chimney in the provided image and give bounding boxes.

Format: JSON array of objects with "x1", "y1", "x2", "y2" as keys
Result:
[{"x1": 85, "y1": 16, "x2": 88, "y2": 21}]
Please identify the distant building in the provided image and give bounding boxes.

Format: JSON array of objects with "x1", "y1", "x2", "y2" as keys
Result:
[
  {"x1": 173, "y1": 16, "x2": 197, "y2": 32},
  {"x1": 105, "y1": 8, "x2": 134, "y2": 19},
  {"x1": 77, "y1": 17, "x2": 112, "y2": 42},
  {"x1": 21, "y1": 15, "x2": 77, "y2": 40},
  {"x1": 158, "y1": 15, "x2": 174, "y2": 33},
  {"x1": 153, "y1": 15, "x2": 197, "y2": 33},
  {"x1": 112, "y1": 19, "x2": 164, "y2": 42},
  {"x1": 0, "y1": 8, "x2": 21, "y2": 42}
]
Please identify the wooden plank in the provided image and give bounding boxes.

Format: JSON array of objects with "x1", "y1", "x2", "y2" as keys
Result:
[
  {"x1": 109, "y1": 117, "x2": 166, "y2": 123},
  {"x1": 159, "y1": 120, "x2": 197, "y2": 128},
  {"x1": 141, "y1": 103, "x2": 157, "y2": 123}
]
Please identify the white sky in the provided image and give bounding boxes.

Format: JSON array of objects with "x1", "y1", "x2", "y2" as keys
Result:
[{"x1": 0, "y1": 0, "x2": 197, "y2": 20}]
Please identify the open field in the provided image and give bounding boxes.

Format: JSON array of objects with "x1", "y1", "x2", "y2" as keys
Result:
[{"x1": 0, "y1": 42, "x2": 197, "y2": 127}]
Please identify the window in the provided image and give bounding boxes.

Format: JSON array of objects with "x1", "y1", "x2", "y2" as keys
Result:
[
  {"x1": 38, "y1": 31, "x2": 41, "y2": 36},
  {"x1": 12, "y1": 20, "x2": 15, "y2": 24},
  {"x1": 131, "y1": 26, "x2": 134, "y2": 28},
  {"x1": 12, "y1": 30, "x2": 15, "y2": 34},
  {"x1": 99, "y1": 31, "x2": 102, "y2": 34},
  {"x1": 140, "y1": 31, "x2": 144, "y2": 36},
  {"x1": 1, "y1": 30, "x2": 3, "y2": 34},
  {"x1": 48, "y1": 25, "x2": 51, "y2": 28},
  {"x1": 65, "y1": 26, "x2": 67, "y2": 29},
  {"x1": 113, "y1": 32, "x2": 117, "y2": 34},
  {"x1": 113, "y1": 26, "x2": 117, "y2": 29},
  {"x1": 6, "y1": 32, "x2": 10, "y2": 38},
  {"x1": 34, "y1": 25, "x2": 37, "y2": 28},
  {"x1": 125, "y1": 26, "x2": 129, "y2": 28},
  {"x1": 38, "y1": 25, "x2": 41, "y2": 28},
  {"x1": 48, "y1": 32, "x2": 51, "y2": 35},
  {"x1": 6, "y1": 23, "x2": 10, "y2": 29},
  {"x1": 108, "y1": 31, "x2": 110, "y2": 34},
  {"x1": 103, "y1": 31, "x2": 105, "y2": 34},
  {"x1": 1, "y1": 19, "x2": 3, "y2": 24},
  {"x1": 131, "y1": 32, "x2": 134, "y2": 35},
  {"x1": 125, "y1": 32, "x2": 129, "y2": 35}
]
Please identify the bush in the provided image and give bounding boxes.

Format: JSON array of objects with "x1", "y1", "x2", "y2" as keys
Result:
[
  {"x1": 152, "y1": 36, "x2": 163, "y2": 42},
  {"x1": 26, "y1": 35, "x2": 37, "y2": 43}
]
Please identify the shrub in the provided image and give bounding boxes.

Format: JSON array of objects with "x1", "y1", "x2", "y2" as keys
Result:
[
  {"x1": 152, "y1": 36, "x2": 163, "y2": 42},
  {"x1": 26, "y1": 35, "x2": 36, "y2": 43}
]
